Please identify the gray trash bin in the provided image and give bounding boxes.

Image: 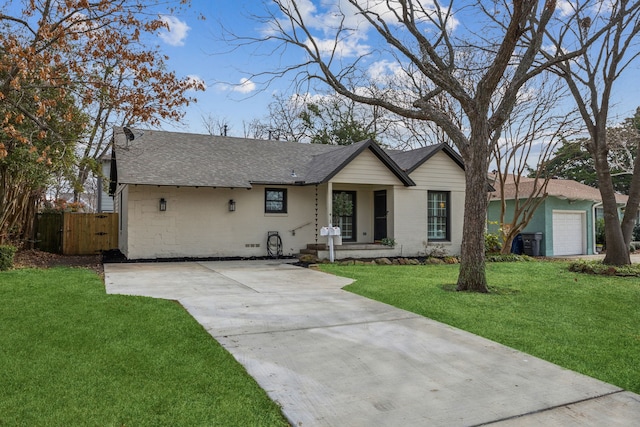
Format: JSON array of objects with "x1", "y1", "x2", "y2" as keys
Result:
[{"x1": 521, "y1": 232, "x2": 543, "y2": 256}]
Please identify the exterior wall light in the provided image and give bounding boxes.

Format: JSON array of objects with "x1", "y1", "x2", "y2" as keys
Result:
[
  {"x1": 159, "y1": 198, "x2": 167, "y2": 211},
  {"x1": 228, "y1": 199, "x2": 236, "y2": 212}
]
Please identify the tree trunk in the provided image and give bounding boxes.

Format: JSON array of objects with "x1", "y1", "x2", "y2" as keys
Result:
[
  {"x1": 593, "y1": 145, "x2": 631, "y2": 265},
  {"x1": 457, "y1": 139, "x2": 490, "y2": 293},
  {"x1": 620, "y1": 139, "x2": 640, "y2": 246},
  {"x1": 73, "y1": 167, "x2": 91, "y2": 203}
]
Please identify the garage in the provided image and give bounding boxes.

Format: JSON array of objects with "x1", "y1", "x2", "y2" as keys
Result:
[{"x1": 552, "y1": 211, "x2": 586, "y2": 256}]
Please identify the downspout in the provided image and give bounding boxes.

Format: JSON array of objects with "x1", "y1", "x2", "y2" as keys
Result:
[
  {"x1": 593, "y1": 202, "x2": 602, "y2": 255},
  {"x1": 326, "y1": 181, "x2": 334, "y2": 262},
  {"x1": 327, "y1": 181, "x2": 333, "y2": 228}
]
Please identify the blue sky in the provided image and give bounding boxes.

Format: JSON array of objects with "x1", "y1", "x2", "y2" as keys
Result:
[
  {"x1": 157, "y1": 1, "x2": 284, "y2": 135},
  {"x1": 157, "y1": 1, "x2": 640, "y2": 137}
]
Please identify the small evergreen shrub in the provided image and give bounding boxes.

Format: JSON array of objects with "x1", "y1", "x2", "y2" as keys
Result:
[
  {"x1": 568, "y1": 260, "x2": 640, "y2": 277},
  {"x1": 380, "y1": 237, "x2": 396, "y2": 247},
  {"x1": 486, "y1": 253, "x2": 533, "y2": 263},
  {"x1": 484, "y1": 232, "x2": 502, "y2": 254},
  {"x1": 0, "y1": 245, "x2": 17, "y2": 271}
]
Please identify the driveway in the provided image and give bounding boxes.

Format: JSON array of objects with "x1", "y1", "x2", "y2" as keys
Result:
[{"x1": 104, "y1": 260, "x2": 640, "y2": 426}]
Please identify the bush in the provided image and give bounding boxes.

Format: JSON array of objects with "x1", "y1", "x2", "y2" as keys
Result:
[
  {"x1": 484, "y1": 232, "x2": 502, "y2": 254},
  {"x1": 568, "y1": 260, "x2": 640, "y2": 277},
  {"x1": 633, "y1": 224, "x2": 640, "y2": 242},
  {"x1": 0, "y1": 245, "x2": 17, "y2": 271},
  {"x1": 486, "y1": 253, "x2": 533, "y2": 263}
]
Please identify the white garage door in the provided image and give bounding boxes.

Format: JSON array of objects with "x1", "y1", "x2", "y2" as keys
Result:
[{"x1": 552, "y1": 211, "x2": 585, "y2": 256}]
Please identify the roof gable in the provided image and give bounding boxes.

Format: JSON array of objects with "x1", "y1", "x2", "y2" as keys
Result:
[
  {"x1": 388, "y1": 143, "x2": 464, "y2": 174},
  {"x1": 306, "y1": 139, "x2": 414, "y2": 186}
]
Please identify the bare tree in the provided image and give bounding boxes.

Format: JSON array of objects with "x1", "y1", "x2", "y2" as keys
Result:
[
  {"x1": 490, "y1": 75, "x2": 581, "y2": 253},
  {"x1": 544, "y1": 0, "x2": 640, "y2": 265},
  {"x1": 242, "y1": 0, "x2": 586, "y2": 292},
  {"x1": 242, "y1": 118, "x2": 271, "y2": 139},
  {"x1": 202, "y1": 113, "x2": 232, "y2": 136}
]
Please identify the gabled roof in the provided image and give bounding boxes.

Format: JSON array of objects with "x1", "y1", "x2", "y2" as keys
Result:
[
  {"x1": 387, "y1": 143, "x2": 464, "y2": 173},
  {"x1": 489, "y1": 176, "x2": 628, "y2": 204},
  {"x1": 304, "y1": 139, "x2": 415, "y2": 186},
  {"x1": 111, "y1": 128, "x2": 461, "y2": 189}
]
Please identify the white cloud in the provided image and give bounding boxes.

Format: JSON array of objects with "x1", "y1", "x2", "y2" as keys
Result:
[
  {"x1": 227, "y1": 78, "x2": 256, "y2": 94},
  {"x1": 158, "y1": 15, "x2": 190, "y2": 46},
  {"x1": 556, "y1": 1, "x2": 576, "y2": 17},
  {"x1": 368, "y1": 59, "x2": 404, "y2": 82}
]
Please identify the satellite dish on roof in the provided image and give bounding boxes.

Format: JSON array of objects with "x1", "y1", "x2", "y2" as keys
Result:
[{"x1": 123, "y1": 127, "x2": 135, "y2": 141}]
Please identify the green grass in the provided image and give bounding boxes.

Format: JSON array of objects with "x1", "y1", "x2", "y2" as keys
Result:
[
  {"x1": 0, "y1": 267, "x2": 288, "y2": 426},
  {"x1": 320, "y1": 261, "x2": 640, "y2": 394}
]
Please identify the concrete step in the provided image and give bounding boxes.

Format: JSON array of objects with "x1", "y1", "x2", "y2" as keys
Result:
[{"x1": 306, "y1": 243, "x2": 327, "y2": 250}]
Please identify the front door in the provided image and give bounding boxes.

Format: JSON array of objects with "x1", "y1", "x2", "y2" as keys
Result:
[{"x1": 374, "y1": 190, "x2": 387, "y2": 241}]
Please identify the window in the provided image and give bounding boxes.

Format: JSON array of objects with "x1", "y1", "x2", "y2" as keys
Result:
[
  {"x1": 332, "y1": 191, "x2": 356, "y2": 241},
  {"x1": 265, "y1": 188, "x2": 287, "y2": 213},
  {"x1": 428, "y1": 191, "x2": 450, "y2": 241}
]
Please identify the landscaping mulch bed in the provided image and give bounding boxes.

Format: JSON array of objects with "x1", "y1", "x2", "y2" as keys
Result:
[{"x1": 14, "y1": 249, "x2": 103, "y2": 276}]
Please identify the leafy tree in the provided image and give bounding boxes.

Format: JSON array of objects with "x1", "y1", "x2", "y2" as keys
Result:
[
  {"x1": 257, "y1": 92, "x2": 382, "y2": 145},
  {"x1": 0, "y1": 0, "x2": 204, "y2": 209},
  {"x1": 299, "y1": 100, "x2": 377, "y2": 145},
  {"x1": 540, "y1": 136, "x2": 633, "y2": 194},
  {"x1": 0, "y1": 83, "x2": 84, "y2": 243}
]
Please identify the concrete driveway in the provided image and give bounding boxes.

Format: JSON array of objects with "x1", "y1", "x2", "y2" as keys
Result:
[{"x1": 104, "y1": 260, "x2": 640, "y2": 426}]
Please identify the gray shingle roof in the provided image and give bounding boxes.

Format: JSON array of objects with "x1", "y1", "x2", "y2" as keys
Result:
[
  {"x1": 112, "y1": 128, "x2": 453, "y2": 189},
  {"x1": 489, "y1": 176, "x2": 628, "y2": 204},
  {"x1": 387, "y1": 143, "x2": 464, "y2": 173}
]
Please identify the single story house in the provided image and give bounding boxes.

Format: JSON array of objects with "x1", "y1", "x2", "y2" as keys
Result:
[
  {"x1": 109, "y1": 128, "x2": 466, "y2": 260},
  {"x1": 488, "y1": 177, "x2": 627, "y2": 256}
]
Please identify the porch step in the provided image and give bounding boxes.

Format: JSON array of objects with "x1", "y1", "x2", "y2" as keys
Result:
[
  {"x1": 306, "y1": 243, "x2": 327, "y2": 251},
  {"x1": 299, "y1": 248, "x2": 318, "y2": 255}
]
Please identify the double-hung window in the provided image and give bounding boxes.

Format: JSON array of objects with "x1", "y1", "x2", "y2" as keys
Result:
[
  {"x1": 428, "y1": 191, "x2": 450, "y2": 241},
  {"x1": 265, "y1": 188, "x2": 287, "y2": 213}
]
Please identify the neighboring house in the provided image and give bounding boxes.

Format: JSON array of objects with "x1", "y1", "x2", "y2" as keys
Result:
[
  {"x1": 97, "y1": 154, "x2": 114, "y2": 213},
  {"x1": 488, "y1": 177, "x2": 628, "y2": 256},
  {"x1": 109, "y1": 128, "x2": 466, "y2": 260}
]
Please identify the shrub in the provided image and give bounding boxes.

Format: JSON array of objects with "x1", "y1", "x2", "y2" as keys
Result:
[
  {"x1": 484, "y1": 232, "x2": 502, "y2": 254},
  {"x1": 633, "y1": 224, "x2": 640, "y2": 242},
  {"x1": 568, "y1": 260, "x2": 640, "y2": 277},
  {"x1": 0, "y1": 245, "x2": 17, "y2": 271},
  {"x1": 380, "y1": 237, "x2": 396, "y2": 247},
  {"x1": 486, "y1": 253, "x2": 533, "y2": 263}
]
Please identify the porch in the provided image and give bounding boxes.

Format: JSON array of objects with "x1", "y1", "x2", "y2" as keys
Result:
[{"x1": 300, "y1": 242, "x2": 401, "y2": 261}]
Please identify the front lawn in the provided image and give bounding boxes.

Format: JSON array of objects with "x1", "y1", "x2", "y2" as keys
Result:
[
  {"x1": 0, "y1": 267, "x2": 288, "y2": 426},
  {"x1": 320, "y1": 261, "x2": 640, "y2": 394}
]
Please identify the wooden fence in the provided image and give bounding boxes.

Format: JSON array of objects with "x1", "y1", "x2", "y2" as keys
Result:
[{"x1": 36, "y1": 212, "x2": 118, "y2": 255}]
